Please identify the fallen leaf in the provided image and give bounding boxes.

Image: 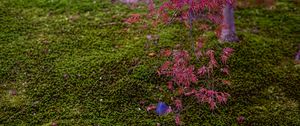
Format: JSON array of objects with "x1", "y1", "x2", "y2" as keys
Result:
[
  {"x1": 148, "y1": 52, "x2": 156, "y2": 57},
  {"x1": 222, "y1": 80, "x2": 231, "y2": 86}
]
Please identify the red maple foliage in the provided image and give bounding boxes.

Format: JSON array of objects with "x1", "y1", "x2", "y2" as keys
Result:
[
  {"x1": 124, "y1": 13, "x2": 141, "y2": 24},
  {"x1": 148, "y1": 0, "x2": 234, "y2": 26},
  {"x1": 158, "y1": 47, "x2": 233, "y2": 108},
  {"x1": 151, "y1": 43, "x2": 234, "y2": 124}
]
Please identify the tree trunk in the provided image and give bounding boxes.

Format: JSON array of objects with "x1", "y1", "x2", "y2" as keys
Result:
[
  {"x1": 220, "y1": 4, "x2": 239, "y2": 42},
  {"x1": 296, "y1": 50, "x2": 300, "y2": 61}
]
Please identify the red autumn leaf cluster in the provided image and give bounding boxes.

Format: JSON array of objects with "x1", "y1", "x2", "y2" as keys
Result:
[
  {"x1": 124, "y1": 13, "x2": 141, "y2": 24},
  {"x1": 152, "y1": 40, "x2": 234, "y2": 124},
  {"x1": 148, "y1": 0, "x2": 235, "y2": 26}
]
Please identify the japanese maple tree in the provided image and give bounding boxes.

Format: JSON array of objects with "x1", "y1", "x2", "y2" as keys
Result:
[
  {"x1": 120, "y1": 0, "x2": 238, "y2": 125},
  {"x1": 146, "y1": 0, "x2": 239, "y2": 42},
  {"x1": 147, "y1": 41, "x2": 234, "y2": 125}
]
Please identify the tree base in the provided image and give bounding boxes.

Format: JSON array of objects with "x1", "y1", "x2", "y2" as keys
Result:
[
  {"x1": 219, "y1": 32, "x2": 239, "y2": 43},
  {"x1": 295, "y1": 50, "x2": 300, "y2": 61}
]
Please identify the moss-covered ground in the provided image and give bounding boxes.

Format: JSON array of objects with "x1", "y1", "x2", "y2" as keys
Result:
[{"x1": 0, "y1": 0, "x2": 299, "y2": 125}]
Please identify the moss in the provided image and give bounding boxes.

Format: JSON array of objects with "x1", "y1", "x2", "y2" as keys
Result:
[{"x1": 0, "y1": 0, "x2": 299, "y2": 125}]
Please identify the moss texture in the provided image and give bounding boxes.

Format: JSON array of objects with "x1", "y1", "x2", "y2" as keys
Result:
[{"x1": 0, "y1": 0, "x2": 299, "y2": 125}]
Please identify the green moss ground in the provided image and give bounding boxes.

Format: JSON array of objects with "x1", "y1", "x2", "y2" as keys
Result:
[{"x1": 0, "y1": 0, "x2": 299, "y2": 125}]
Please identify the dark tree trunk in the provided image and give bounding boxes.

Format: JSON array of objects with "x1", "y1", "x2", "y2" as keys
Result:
[
  {"x1": 220, "y1": 4, "x2": 239, "y2": 42},
  {"x1": 296, "y1": 50, "x2": 300, "y2": 61}
]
